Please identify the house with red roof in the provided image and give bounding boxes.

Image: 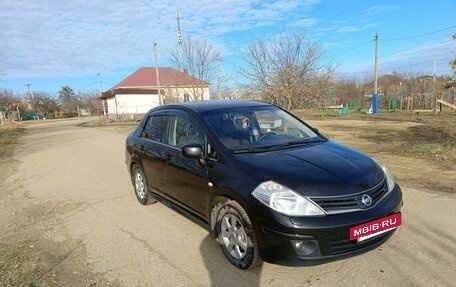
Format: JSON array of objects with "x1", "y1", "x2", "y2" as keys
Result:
[{"x1": 100, "y1": 67, "x2": 210, "y2": 118}]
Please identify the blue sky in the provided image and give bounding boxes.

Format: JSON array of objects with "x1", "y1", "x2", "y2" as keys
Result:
[{"x1": 1, "y1": 0, "x2": 455, "y2": 95}]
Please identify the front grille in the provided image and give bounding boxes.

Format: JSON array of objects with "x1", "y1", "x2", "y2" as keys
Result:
[
  {"x1": 327, "y1": 229, "x2": 392, "y2": 255},
  {"x1": 311, "y1": 178, "x2": 389, "y2": 214}
]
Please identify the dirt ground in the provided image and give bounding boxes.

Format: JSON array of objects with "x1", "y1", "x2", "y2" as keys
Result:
[{"x1": 0, "y1": 116, "x2": 455, "y2": 286}]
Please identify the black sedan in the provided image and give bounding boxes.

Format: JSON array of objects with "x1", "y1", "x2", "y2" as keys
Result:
[{"x1": 125, "y1": 100, "x2": 403, "y2": 269}]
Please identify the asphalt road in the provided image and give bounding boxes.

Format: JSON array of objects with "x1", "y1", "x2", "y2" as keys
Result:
[{"x1": 8, "y1": 118, "x2": 456, "y2": 286}]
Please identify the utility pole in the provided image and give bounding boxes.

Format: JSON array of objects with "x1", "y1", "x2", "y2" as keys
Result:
[
  {"x1": 372, "y1": 33, "x2": 379, "y2": 114},
  {"x1": 25, "y1": 83, "x2": 32, "y2": 96},
  {"x1": 153, "y1": 42, "x2": 162, "y2": 105},
  {"x1": 217, "y1": 61, "x2": 221, "y2": 99},
  {"x1": 433, "y1": 60, "x2": 437, "y2": 116},
  {"x1": 19, "y1": 83, "x2": 32, "y2": 122},
  {"x1": 97, "y1": 73, "x2": 106, "y2": 116},
  {"x1": 176, "y1": 7, "x2": 184, "y2": 71}
]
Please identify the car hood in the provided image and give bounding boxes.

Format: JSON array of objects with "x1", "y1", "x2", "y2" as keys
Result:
[{"x1": 234, "y1": 141, "x2": 384, "y2": 197}]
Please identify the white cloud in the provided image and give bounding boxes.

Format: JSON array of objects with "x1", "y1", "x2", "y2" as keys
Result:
[
  {"x1": 361, "y1": 5, "x2": 399, "y2": 18},
  {"x1": 1, "y1": 0, "x2": 453, "y2": 86},
  {"x1": 1, "y1": 0, "x2": 321, "y2": 78},
  {"x1": 336, "y1": 26, "x2": 361, "y2": 33},
  {"x1": 339, "y1": 40, "x2": 456, "y2": 77}
]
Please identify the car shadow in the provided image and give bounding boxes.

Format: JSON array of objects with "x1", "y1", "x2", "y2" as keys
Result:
[
  {"x1": 154, "y1": 196, "x2": 263, "y2": 285},
  {"x1": 199, "y1": 235, "x2": 262, "y2": 287}
]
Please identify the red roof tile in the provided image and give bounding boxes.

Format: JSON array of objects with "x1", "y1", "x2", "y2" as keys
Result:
[{"x1": 112, "y1": 67, "x2": 210, "y2": 89}]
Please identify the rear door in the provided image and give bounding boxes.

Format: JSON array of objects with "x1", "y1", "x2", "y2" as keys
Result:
[{"x1": 137, "y1": 111, "x2": 171, "y2": 195}]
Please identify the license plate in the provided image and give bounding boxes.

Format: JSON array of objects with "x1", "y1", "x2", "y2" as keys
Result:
[{"x1": 350, "y1": 213, "x2": 402, "y2": 242}]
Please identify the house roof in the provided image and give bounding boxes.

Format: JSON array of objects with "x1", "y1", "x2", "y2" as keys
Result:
[
  {"x1": 112, "y1": 67, "x2": 210, "y2": 89},
  {"x1": 100, "y1": 67, "x2": 211, "y2": 99}
]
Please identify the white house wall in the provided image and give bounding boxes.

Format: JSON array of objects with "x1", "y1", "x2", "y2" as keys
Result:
[
  {"x1": 165, "y1": 87, "x2": 210, "y2": 101},
  {"x1": 107, "y1": 94, "x2": 159, "y2": 116}
]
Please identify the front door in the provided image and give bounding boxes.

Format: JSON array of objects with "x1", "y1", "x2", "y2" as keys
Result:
[{"x1": 161, "y1": 110, "x2": 210, "y2": 218}]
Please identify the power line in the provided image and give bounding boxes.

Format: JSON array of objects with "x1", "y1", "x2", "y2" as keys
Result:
[
  {"x1": 332, "y1": 40, "x2": 372, "y2": 57},
  {"x1": 338, "y1": 58, "x2": 451, "y2": 76},
  {"x1": 383, "y1": 25, "x2": 456, "y2": 41},
  {"x1": 318, "y1": 0, "x2": 369, "y2": 27}
]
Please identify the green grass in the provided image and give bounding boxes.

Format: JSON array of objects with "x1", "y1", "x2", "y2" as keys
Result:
[
  {"x1": 402, "y1": 122, "x2": 456, "y2": 166},
  {"x1": 0, "y1": 127, "x2": 55, "y2": 286},
  {"x1": 0, "y1": 125, "x2": 24, "y2": 157},
  {"x1": 0, "y1": 244, "x2": 56, "y2": 287}
]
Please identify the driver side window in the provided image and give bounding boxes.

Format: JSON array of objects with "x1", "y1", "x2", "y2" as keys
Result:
[{"x1": 169, "y1": 112, "x2": 205, "y2": 148}]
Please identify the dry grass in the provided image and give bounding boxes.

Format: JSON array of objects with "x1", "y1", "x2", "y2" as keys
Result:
[
  {"x1": 0, "y1": 244, "x2": 56, "y2": 287},
  {"x1": 0, "y1": 125, "x2": 24, "y2": 157}
]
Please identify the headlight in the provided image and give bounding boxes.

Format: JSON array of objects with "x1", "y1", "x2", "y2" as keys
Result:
[
  {"x1": 374, "y1": 159, "x2": 396, "y2": 193},
  {"x1": 252, "y1": 181, "x2": 325, "y2": 216}
]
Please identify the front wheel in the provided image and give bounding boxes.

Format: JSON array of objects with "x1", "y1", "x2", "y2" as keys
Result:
[
  {"x1": 215, "y1": 200, "x2": 262, "y2": 269},
  {"x1": 131, "y1": 165, "x2": 157, "y2": 205}
]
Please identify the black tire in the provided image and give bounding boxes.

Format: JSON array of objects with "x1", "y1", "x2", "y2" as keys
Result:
[
  {"x1": 131, "y1": 165, "x2": 157, "y2": 205},
  {"x1": 215, "y1": 199, "x2": 262, "y2": 269}
]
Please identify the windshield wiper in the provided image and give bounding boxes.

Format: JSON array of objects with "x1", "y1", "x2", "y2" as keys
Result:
[
  {"x1": 271, "y1": 138, "x2": 324, "y2": 148},
  {"x1": 232, "y1": 138, "x2": 324, "y2": 154},
  {"x1": 232, "y1": 147, "x2": 274, "y2": 154}
]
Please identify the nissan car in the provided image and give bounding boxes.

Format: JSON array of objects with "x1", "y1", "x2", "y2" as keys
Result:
[{"x1": 125, "y1": 100, "x2": 403, "y2": 269}]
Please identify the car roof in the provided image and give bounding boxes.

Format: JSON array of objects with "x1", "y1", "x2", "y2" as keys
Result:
[{"x1": 159, "y1": 100, "x2": 272, "y2": 113}]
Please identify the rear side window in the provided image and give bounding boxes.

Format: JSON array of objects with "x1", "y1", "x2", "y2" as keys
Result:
[{"x1": 142, "y1": 115, "x2": 169, "y2": 143}]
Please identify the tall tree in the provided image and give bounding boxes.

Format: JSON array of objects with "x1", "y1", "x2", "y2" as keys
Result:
[
  {"x1": 170, "y1": 37, "x2": 220, "y2": 101},
  {"x1": 238, "y1": 31, "x2": 336, "y2": 110},
  {"x1": 58, "y1": 85, "x2": 79, "y2": 116}
]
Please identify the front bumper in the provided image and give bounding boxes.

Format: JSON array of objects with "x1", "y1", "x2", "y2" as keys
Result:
[{"x1": 256, "y1": 185, "x2": 403, "y2": 265}]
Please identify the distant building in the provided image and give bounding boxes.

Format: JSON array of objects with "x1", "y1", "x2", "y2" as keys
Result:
[{"x1": 100, "y1": 67, "x2": 210, "y2": 118}]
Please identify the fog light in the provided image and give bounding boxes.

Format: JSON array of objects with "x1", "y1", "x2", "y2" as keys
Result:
[{"x1": 293, "y1": 240, "x2": 318, "y2": 256}]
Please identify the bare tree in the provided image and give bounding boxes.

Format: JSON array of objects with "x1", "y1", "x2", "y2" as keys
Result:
[
  {"x1": 238, "y1": 31, "x2": 336, "y2": 110},
  {"x1": 0, "y1": 89, "x2": 29, "y2": 121},
  {"x1": 169, "y1": 37, "x2": 220, "y2": 101},
  {"x1": 78, "y1": 90, "x2": 103, "y2": 115},
  {"x1": 28, "y1": 91, "x2": 58, "y2": 119}
]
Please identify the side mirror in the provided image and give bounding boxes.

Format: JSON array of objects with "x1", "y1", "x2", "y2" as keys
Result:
[
  {"x1": 182, "y1": 144, "x2": 207, "y2": 168},
  {"x1": 181, "y1": 144, "x2": 204, "y2": 159}
]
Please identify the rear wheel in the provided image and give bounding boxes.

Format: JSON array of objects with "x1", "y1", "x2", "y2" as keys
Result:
[
  {"x1": 215, "y1": 199, "x2": 262, "y2": 269},
  {"x1": 131, "y1": 165, "x2": 157, "y2": 205}
]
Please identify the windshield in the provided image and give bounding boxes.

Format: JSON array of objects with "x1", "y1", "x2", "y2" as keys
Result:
[{"x1": 203, "y1": 105, "x2": 322, "y2": 152}]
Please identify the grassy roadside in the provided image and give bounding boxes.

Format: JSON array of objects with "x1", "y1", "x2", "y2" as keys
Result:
[
  {"x1": 0, "y1": 125, "x2": 58, "y2": 287},
  {"x1": 79, "y1": 118, "x2": 138, "y2": 127},
  {"x1": 296, "y1": 110, "x2": 456, "y2": 167},
  {"x1": 0, "y1": 244, "x2": 56, "y2": 287},
  {"x1": 402, "y1": 120, "x2": 456, "y2": 166},
  {"x1": 0, "y1": 124, "x2": 24, "y2": 158}
]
